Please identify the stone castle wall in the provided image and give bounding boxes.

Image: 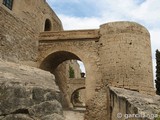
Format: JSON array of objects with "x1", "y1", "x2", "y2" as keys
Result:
[
  {"x1": 54, "y1": 61, "x2": 73, "y2": 108},
  {"x1": 0, "y1": 0, "x2": 63, "y2": 65},
  {"x1": 99, "y1": 22, "x2": 154, "y2": 95},
  {"x1": 0, "y1": 6, "x2": 37, "y2": 63},
  {"x1": 38, "y1": 30, "x2": 107, "y2": 120},
  {"x1": 0, "y1": 0, "x2": 63, "y2": 32},
  {"x1": 38, "y1": 25, "x2": 155, "y2": 119},
  {"x1": 0, "y1": 1, "x2": 158, "y2": 119}
]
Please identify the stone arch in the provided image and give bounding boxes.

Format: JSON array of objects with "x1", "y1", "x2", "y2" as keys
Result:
[
  {"x1": 39, "y1": 50, "x2": 86, "y2": 108},
  {"x1": 38, "y1": 45, "x2": 101, "y2": 106},
  {"x1": 44, "y1": 19, "x2": 52, "y2": 31},
  {"x1": 40, "y1": 51, "x2": 81, "y2": 72},
  {"x1": 71, "y1": 87, "x2": 86, "y2": 107}
]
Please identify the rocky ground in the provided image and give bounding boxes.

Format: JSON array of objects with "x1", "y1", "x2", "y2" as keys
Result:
[{"x1": 0, "y1": 60, "x2": 64, "y2": 120}]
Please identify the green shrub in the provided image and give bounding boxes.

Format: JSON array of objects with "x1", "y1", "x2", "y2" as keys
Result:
[
  {"x1": 155, "y1": 113, "x2": 160, "y2": 120},
  {"x1": 155, "y1": 49, "x2": 160, "y2": 95},
  {"x1": 69, "y1": 66, "x2": 75, "y2": 78}
]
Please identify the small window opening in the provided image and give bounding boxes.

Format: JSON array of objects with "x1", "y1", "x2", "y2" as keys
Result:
[
  {"x1": 3, "y1": 0, "x2": 13, "y2": 10},
  {"x1": 44, "y1": 19, "x2": 52, "y2": 31}
]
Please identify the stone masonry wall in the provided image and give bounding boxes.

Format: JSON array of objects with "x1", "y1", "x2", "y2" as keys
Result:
[
  {"x1": 0, "y1": 6, "x2": 38, "y2": 64},
  {"x1": 1, "y1": 1, "x2": 157, "y2": 120},
  {"x1": 53, "y1": 60, "x2": 82, "y2": 108},
  {"x1": 53, "y1": 61, "x2": 73, "y2": 108},
  {"x1": 38, "y1": 23, "x2": 156, "y2": 119},
  {"x1": 99, "y1": 22, "x2": 155, "y2": 95},
  {"x1": 38, "y1": 31, "x2": 108, "y2": 120},
  {"x1": 0, "y1": 0, "x2": 63, "y2": 65},
  {"x1": 0, "y1": 0, "x2": 63, "y2": 32},
  {"x1": 38, "y1": 30, "x2": 101, "y2": 102}
]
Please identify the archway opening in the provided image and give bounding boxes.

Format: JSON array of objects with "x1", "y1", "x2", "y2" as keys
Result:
[
  {"x1": 44, "y1": 19, "x2": 52, "y2": 31},
  {"x1": 40, "y1": 51, "x2": 86, "y2": 109},
  {"x1": 40, "y1": 51, "x2": 80, "y2": 71},
  {"x1": 71, "y1": 87, "x2": 86, "y2": 108}
]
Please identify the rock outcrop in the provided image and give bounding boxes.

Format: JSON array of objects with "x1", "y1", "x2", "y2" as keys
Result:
[{"x1": 0, "y1": 60, "x2": 64, "y2": 120}]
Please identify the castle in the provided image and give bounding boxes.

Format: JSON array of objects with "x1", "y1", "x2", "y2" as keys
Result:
[{"x1": 0, "y1": 0, "x2": 159, "y2": 120}]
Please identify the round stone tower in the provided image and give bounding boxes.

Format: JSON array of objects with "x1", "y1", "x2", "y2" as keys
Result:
[{"x1": 99, "y1": 21, "x2": 154, "y2": 95}]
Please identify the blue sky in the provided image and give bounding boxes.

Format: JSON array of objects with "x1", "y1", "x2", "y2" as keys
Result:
[{"x1": 46, "y1": 0, "x2": 160, "y2": 79}]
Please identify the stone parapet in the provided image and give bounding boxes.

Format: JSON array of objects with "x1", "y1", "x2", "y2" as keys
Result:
[
  {"x1": 39, "y1": 29, "x2": 100, "y2": 41},
  {"x1": 109, "y1": 86, "x2": 160, "y2": 120}
]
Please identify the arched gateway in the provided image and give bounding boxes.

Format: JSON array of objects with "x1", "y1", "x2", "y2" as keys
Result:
[{"x1": 37, "y1": 22, "x2": 154, "y2": 120}]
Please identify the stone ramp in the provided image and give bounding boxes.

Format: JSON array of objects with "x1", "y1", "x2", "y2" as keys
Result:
[{"x1": 63, "y1": 108, "x2": 85, "y2": 120}]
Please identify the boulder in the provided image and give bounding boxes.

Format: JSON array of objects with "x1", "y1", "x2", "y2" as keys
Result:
[{"x1": 0, "y1": 61, "x2": 64, "y2": 120}]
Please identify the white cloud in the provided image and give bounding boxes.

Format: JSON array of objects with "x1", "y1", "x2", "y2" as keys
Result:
[
  {"x1": 77, "y1": 61, "x2": 86, "y2": 73},
  {"x1": 150, "y1": 29, "x2": 160, "y2": 58},
  {"x1": 55, "y1": 0, "x2": 160, "y2": 29},
  {"x1": 152, "y1": 58, "x2": 156, "y2": 87},
  {"x1": 46, "y1": 0, "x2": 80, "y2": 4},
  {"x1": 59, "y1": 15, "x2": 102, "y2": 30},
  {"x1": 131, "y1": 0, "x2": 160, "y2": 25}
]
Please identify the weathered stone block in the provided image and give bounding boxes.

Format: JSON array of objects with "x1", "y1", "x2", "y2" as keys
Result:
[{"x1": 0, "y1": 61, "x2": 64, "y2": 120}]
